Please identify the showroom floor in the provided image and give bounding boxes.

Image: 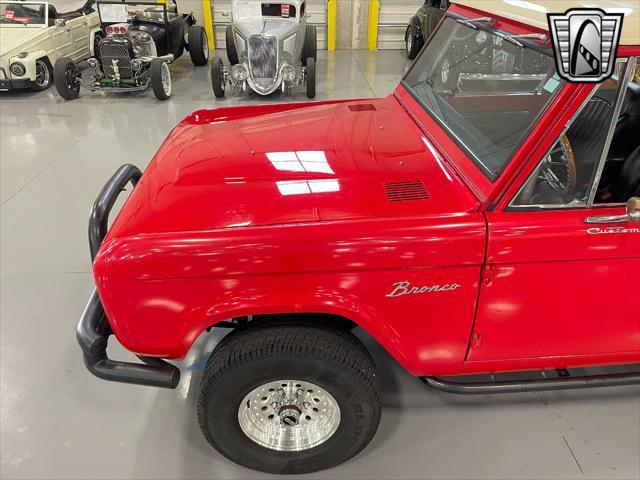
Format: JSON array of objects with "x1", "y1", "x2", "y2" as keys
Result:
[{"x1": 1, "y1": 50, "x2": 639, "y2": 480}]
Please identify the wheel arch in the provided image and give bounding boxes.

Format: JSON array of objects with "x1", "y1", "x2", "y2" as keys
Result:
[
  {"x1": 184, "y1": 300, "x2": 412, "y2": 372},
  {"x1": 14, "y1": 50, "x2": 48, "y2": 80}
]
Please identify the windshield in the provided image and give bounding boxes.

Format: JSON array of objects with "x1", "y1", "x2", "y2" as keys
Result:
[
  {"x1": 232, "y1": 1, "x2": 298, "y2": 21},
  {"x1": 403, "y1": 17, "x2": 564, "y2": 180},
  {"x1": 0, "y1": 2, "x2": 46, "y2": 25},
  {"x1": 98, "y1": 1, "x2": 173, "y2": 25}
]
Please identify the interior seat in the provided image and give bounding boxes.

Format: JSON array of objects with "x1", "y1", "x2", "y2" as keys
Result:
[
  {"x1": 608, "y1": 82, "x2": 640, "y2": 162},
  {"x1": 612, "y1": 145, "x2": 640, "y2": 203}
]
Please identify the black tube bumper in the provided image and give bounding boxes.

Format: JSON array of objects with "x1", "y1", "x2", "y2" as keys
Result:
[
  {"x1": 77, "y1": 163, "x2": 180, "y2": 389},
  {"x1": 76, "y1": 289, "x2": 180, "y2": 388}
]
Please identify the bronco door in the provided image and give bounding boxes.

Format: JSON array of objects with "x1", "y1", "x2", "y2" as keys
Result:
[{"x1": 468, "y1": 58, "x2": 640, "y2": 365}]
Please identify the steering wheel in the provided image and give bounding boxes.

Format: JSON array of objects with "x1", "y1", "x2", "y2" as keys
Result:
[{"x1": 537, "y1": 135, "x2": 577, "y2": 197}]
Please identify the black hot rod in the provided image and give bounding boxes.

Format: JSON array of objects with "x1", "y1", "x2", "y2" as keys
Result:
[{"x1": 54, "y1": 0, "x2": 209, "y2": 101}]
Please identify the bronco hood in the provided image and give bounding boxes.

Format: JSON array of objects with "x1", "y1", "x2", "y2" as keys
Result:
[{"x1": 106, "y1": 97, "x2": 479, "y2": 239}]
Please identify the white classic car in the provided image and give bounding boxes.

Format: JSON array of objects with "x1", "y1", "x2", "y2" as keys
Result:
[{"x1": 0, "y1": 0, "x2": 100, "y2": 91}]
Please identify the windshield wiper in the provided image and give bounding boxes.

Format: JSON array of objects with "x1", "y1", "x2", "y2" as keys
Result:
[
  {"x1": 493, "y1": 31, "x2": 549, "y2": 48},
  {"x1": 455, "y1": 17, "x2": 495, "y2": 29}
]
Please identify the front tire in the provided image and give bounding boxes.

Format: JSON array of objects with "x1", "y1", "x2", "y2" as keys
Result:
[
  {"x1": 302, "y1": 24, "x2": 317, "y2": 65},
  {"x1": 93, "y1": 32, "x2": 103, "y2": 61},
  {"x1": 188, "y1": 25, "x2": 209, "y2": 66},
  {"x1": 197, "y1": 324, "x2": 381, "y2": 474},
  {"x1": 306, "y1": 57, "x2": 316, "y2": 99},
  {"x1": 225, "y1": 24, "x2": 239, "y2": 65},
  {"x1": 405, "y1": 21, "x2": 423, "y2": 59},
  {"x1": 150, "y1": 59, "x2": 171, "y2": 101},
  {"x1": 210, "y1": 56, "x2": 225, "y2": 98},
  {"x1": 30, "y1": 58, "x2": 53, "y2": 91},
  {"x1": 53, "y1": 57, "x2": 79, "y2": 99}
]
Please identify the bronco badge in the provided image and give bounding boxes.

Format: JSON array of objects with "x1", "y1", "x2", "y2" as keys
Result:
[{"x1": 386, "y1": 281, "x2": 461, "y2": 298}]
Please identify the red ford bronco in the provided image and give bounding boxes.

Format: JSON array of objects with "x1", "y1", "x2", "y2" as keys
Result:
[{"x1": 77, "y1": 0, "x2": 640, "y2": 474}]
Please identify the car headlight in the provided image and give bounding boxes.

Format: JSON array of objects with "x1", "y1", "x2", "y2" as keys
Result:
[
  {"x1": 231, "y1": 64, "x2": 248, "y2": 81},
  {"x1": 131, "y1": 59, "x2": 143, "y2": 71},
  {"x1": 10, "y1": 62, "x2": 26, "y2": 77},
  {"x1": 281, "y1": 64, "x2": 296, "y2": 82},
  {"x1": 87, "y1": 58, "x2": 99, "y2": 69}
]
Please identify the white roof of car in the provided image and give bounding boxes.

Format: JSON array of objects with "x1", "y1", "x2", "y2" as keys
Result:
[{"x1": 453, "y1": 0, "x2": 639, "y2": 45}]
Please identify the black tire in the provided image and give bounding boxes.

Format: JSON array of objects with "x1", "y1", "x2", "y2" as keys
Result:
[
  {"x1": 150, "y1": 58, "x2": 171, "y2": 101},
  {"x1": 30, "y1": 58, "x2": 53, "y2": 91},
  {"x1": 306, "y1": 57, "x2": 315, "y2": 99},
  {"x1": 210, "y1": 56, "x2": 225, "y2": 98},
  {"x1": 225, "y1": 24, "x2": 239, "y2": 65},
  {"x1": 93, "y1": 32, "x2": 103, "y2": 61},
  {"x1": 302, "y1": 24, "x2": 317, "y2": 65},
  {"x1": 197, "y1": 324, "x2": 381, "y2": 475},
  {"x1": 53, "y1": 57, "x2": 80, "y2": 99},
  {"x1": 405, "y1": 20, "x2": 423, "y2": 59},
  {"x1": 188, "y1": 25, "x2": 209, "y2": 66}
]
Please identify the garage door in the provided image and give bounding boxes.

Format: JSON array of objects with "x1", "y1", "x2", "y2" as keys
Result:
[
  {"x1": 377, "y1": 0, "x2": 423, "y2": 49},
  {"x1": 211, "y1": 1, "x2": 328, "y2": 50}
]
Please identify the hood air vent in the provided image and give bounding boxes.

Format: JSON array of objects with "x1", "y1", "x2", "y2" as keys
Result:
[
  {"x1": 384, "y1": 181, "x2": 430, "y2": 202},
  {"x1": 348, "y1": 104, "x2": 376, "y2": 112}
]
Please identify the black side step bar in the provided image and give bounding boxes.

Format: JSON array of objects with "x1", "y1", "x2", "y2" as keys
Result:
[
  {"x1": 422, "y1": 370, "x2": 640, "y2": 394},
  {"x1": 77, "y1": 164, "x2": 180, "y2": 389}
]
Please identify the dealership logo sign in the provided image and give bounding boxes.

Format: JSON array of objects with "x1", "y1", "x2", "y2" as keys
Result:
[{"x1": 547, "y1": 9, "x2": 623, "y2": 83}]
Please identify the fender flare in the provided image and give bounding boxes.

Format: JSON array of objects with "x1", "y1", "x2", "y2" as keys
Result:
[{"x1": 182, "y1": 298, "x2": 413, "y2": 374}]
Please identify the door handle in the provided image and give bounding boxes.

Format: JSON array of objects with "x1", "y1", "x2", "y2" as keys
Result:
[{"x1": 584, "y1": 214, "x2": 628, "y2": 224}]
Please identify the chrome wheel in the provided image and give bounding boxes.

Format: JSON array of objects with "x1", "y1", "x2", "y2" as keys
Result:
[
  {"x1": 34, "y1": 60, "x2": 50, "y2": 87},
  {"x1": 203, "y1": 35, "x2": 209, "y2": 59},
  {"x1": 161, "y1": 62, "x2": 171, "y2": 96},
  {"x1": 238, "y1": 379, "x2": 341, "y2": 452},
  {"x1": 407, "y1": 30, "x2": 413, "y2": 55}
]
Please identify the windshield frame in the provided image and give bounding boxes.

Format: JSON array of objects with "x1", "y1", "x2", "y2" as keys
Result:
[
  {"x1": 401, "y1": 11, "x2": 563, "y2": 182},
  {"x1": 0, "y1": 1, "x2": 48, "y2": 27},
  {"x1": 97, "y1": 0, "x2": 169, "y2": 26}
]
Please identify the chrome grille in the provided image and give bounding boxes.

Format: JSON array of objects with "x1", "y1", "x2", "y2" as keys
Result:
[
  {"x1": 248, "y1": 35, "x2": 277, "y2": 78},
  {"x1": 100, "y1": 42, "x2": 133, "y2": 79}
]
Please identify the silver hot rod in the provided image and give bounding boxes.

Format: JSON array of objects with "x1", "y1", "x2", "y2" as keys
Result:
[{"x1": 211, "y1": 0, "x2": 317, "y2": 98}]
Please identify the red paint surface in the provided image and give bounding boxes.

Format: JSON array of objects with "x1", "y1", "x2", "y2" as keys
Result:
[{"x1": 93, "y1": 9, "x2": 640, "y2": 377}]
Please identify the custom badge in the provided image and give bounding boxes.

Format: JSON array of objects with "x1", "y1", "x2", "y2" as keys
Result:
[{"x1": 547, "y1": 8, "x2": 623, "y2": 83}]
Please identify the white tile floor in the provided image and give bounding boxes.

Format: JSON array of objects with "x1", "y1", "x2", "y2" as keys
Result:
[{"x1": 1, "y1": 51, "x2": 639, "y2": 480}]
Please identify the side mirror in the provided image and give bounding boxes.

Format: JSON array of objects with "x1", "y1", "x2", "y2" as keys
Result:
[
  {"x1": 626, "y1": 197, "x2": 640, "y2": 224},
  {"x1": 55, "y1": 18, "x2": 67, "y2": 28}
]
